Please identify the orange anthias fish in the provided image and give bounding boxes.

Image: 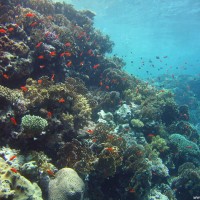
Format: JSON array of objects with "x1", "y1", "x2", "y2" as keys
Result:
[
  {"x1": 21, "y1": 86, "x2": 28, "y2": 92},
  {"x1": 47, "y1": 111, "x2": 52, "y2": 118},
  {"x1": 30, "y1": 21, "x2": 38, "y2": 27},
  {"x1": 8, "y1": 27, "x2": 14, "y2": 32},
  {"x1": 46, "y1": 169, "x2": 55, "y2": 176},
  {"x1": 10, "y1": 117, "x2": 17, "y2": 125},
  {"x1": 104, "y1": 147, "x2": 114, "y2": 152},
  {"x1": 105, "y1": 86, "x2": 109, "y2": 90},
  {"x1": 36, "y1": 42, "x2": 43, "y2": 48},
  {"x1": 66, "y1": 61, "x2": 72, "y2": 67},
  {"x1": 87, "y1": 129, "x2": 94, "y2": 134},
  {"x1": 129, "y1": 188, "x2": 135, "y2": 193},
  {"x1": 148, "y1": 134, "x2": 155, "y2": 137},
  {"x1": 58, "y1": 98, "x2": 65, "y2": 103},
  {"x1": 49, "y1": 51, "x2": 56, "y2": 56},
  {"x1": 93, "y1": 64, "x2": 100, "y2": 69},
  {"x1": 64, "y1": 52, "x2": 71, "y2": 57},
  {"x1": 51, "y1": 74, "x2": 55, "y2": 81},
  {"x1": 25, "y1": 13, "x2": 36, "y2": 17},
  {"x1": 9, "y1": 155, "x2": 17, "y2": 161},
  {"x1": 3, "y1": 74, "x2": 9, "y2": 79},
  {"x1": 10, "y1": 167, "x2": 18, "y2": 173},
  {"x1": 38, "y1": 55, "x2": 44, "y2": 59},
  {"x1": 65, "y1": 42, "x2": 71, "y2": 47},
  {"x1": 38, "y1": 79, "x2": 43, "y2": 84},
  {"x1": 0, "y1": 28, "x2": 7, "y2": 34}
]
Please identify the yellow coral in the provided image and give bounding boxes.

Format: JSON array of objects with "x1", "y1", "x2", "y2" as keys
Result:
[
  {"x1": 150, "y1": 135, "x2": 169, "y2": 153},
  {"x1": 131, "y1": 119, "x2": 144, "y2": 128}
]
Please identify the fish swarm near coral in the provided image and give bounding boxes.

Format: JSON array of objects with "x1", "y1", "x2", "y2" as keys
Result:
[{"x1": 0, "y1": 0, "x2": 200, "y2": 200}]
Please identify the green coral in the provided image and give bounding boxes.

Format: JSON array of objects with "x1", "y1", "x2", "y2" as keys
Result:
[
  {"x1": 0, "y1": 85, "x2": 15, "y2": 103},
  {"x1": 169, "y1": 134, "x2": 200, "y2": 157},
  {"x1": 21, "y1": 114, "x2": 48, "y2": 136},
  {"x1": 150, "y1": 135, "x2": 169, "y2": 153},
  {"x1": 130, "y1": 118, "x2": 144, "y2": 128}
]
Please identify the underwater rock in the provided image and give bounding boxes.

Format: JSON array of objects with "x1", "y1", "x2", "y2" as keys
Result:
[
  {"x1": 114, "y1": 104, "x2": 132, "y2": 123},
  {"x1": 48, "y1": 168, "x2": 85, "y2": 200},
  {"x1": 97, "y1": 109, "x2": 115, "y2": 127},
  {"x1": 0, "y1": 157, "x2": 43, "y2": 200}
]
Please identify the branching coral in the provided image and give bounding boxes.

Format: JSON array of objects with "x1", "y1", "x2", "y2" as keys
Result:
[{"x1": 21, "y1": 114, "x2": 48, "y2": 137}]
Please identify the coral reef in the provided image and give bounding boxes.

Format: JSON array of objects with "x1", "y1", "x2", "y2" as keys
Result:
[{"x1": 0, "y1": 0, "x2": 199, "y2": 199}]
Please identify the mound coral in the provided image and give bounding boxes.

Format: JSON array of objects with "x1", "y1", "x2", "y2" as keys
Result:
[
  {"x1": 169, "y1": 134, "x2": 200, "y2": 157},
  {"x1": 48, "y1": 168, "x2": 85, "y2": 200}
]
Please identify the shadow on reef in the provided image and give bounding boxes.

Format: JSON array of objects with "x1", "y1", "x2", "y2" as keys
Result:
[{"x1": 0, "y1": 0, "x2": 200, "y2": 200}]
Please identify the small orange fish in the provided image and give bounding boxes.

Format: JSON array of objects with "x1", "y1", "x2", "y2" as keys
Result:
[
  {"x1": 87, "y1": 49, "x2": 93, "y2": 55},
  {"x1": 64, "y1": 52, "x2": 71, "y2": 57},
  {"x1": 36, "y1": 42, "x2": 43, "y2": 48},
  {"x1": 107, "y1": 135, "x2": 114, "y2": 140},
  {"x1": 99, "y1": 81, "x2": 103, "y2": 86},
  {"x1": 46, "y1": 169, "x2": 55, "y2": 176},
  {"x1": 105, "y1": 86, "x2": 109, "y2": 90},
  {"x1": 79, "y1": 61, "x2": 84, "y2": 66},
  {"x1": 92, "y1": 138, "x2": 97, "y2": 143},
  {"x1": 58, "y1": 98, "x2": 65, "y2": 103},
  {"x1": 10, "y1": 167, "x2": 18, "y2": 173},
  {"x1": 21, "y1": 86, "x2": 28, "y2": 92},
  {"x1": 47, "y1": 15, "x2": 53, "y2": 20},
  {"x1": 0, "y1": 28, "x2": 7, "y2": 34},
  {"x1": 30, "y1": 21, "x2": 38, "y2": 27},
  {"x1": 25, "y1": 13, "x2": 36, "y2": 17},
  {"x1": 65, "y1": 42, "x2": 71, "y2": 47},
  {"x1": 51, "y1": 74, "x2": 55, "y2": 81},
  {"x1": 87, "y1": 129, "x2": 94, "y2": 134},
  {"x1": 66, "y1": 61, "x2": 72, "y2": 67},
  {"x1": 3, "y1": 74, "x2": 9, "y2": 79},
  {"x1": 47, "y1": 111, "x2": 52, "y2": 118},
  {"x1": 9, "y1": 155, "x2": 17, "y2": 161},
  {"x1": 38, "y1": 55, "x2": 44, "y2": 59},
  {"x1": 104, "y1": 147, "x2": 114, "y2": 152},
  {"x1": 93, "y1": 64, "x2": 100, "y2": 69},
  {"x1": 8, "y1": 27, "x2": 14, "y2": 32},
  {"x1": 60, "y1": 52, "x2": 66, "y2": 57},
  {"x1": 10, "y1": 117, "x2": 17, "y2": 125},
  {"x1": 49, "y1": 51, "x2": 56, "y2": 56},
  {"x1": 129, "y1": 188, "x2": 135, "y2": 193},
  {"x1": 148, "y1": 134, "x2": 155, "y2": 137},
  {"x1": 38, "y1": 79, "x2": 43, "y2": 84}
]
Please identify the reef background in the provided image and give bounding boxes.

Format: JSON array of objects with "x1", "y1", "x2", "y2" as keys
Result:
[{"x1": 0, "y1": 0, "x2": 200, "y2": 200}]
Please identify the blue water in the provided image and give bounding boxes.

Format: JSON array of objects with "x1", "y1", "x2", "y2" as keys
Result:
[{"x1": 61, "y1": 0, "x2": 200, "y2": 79}]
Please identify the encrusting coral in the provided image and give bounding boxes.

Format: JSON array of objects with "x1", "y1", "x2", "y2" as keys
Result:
[{"x1": 0, "y1": 157, "x2": 43, "y2": 200}]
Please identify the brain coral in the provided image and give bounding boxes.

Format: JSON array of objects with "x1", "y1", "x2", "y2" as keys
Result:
[{"x1": 48, "y1": 168, "x2": 85, "y2": 200}]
